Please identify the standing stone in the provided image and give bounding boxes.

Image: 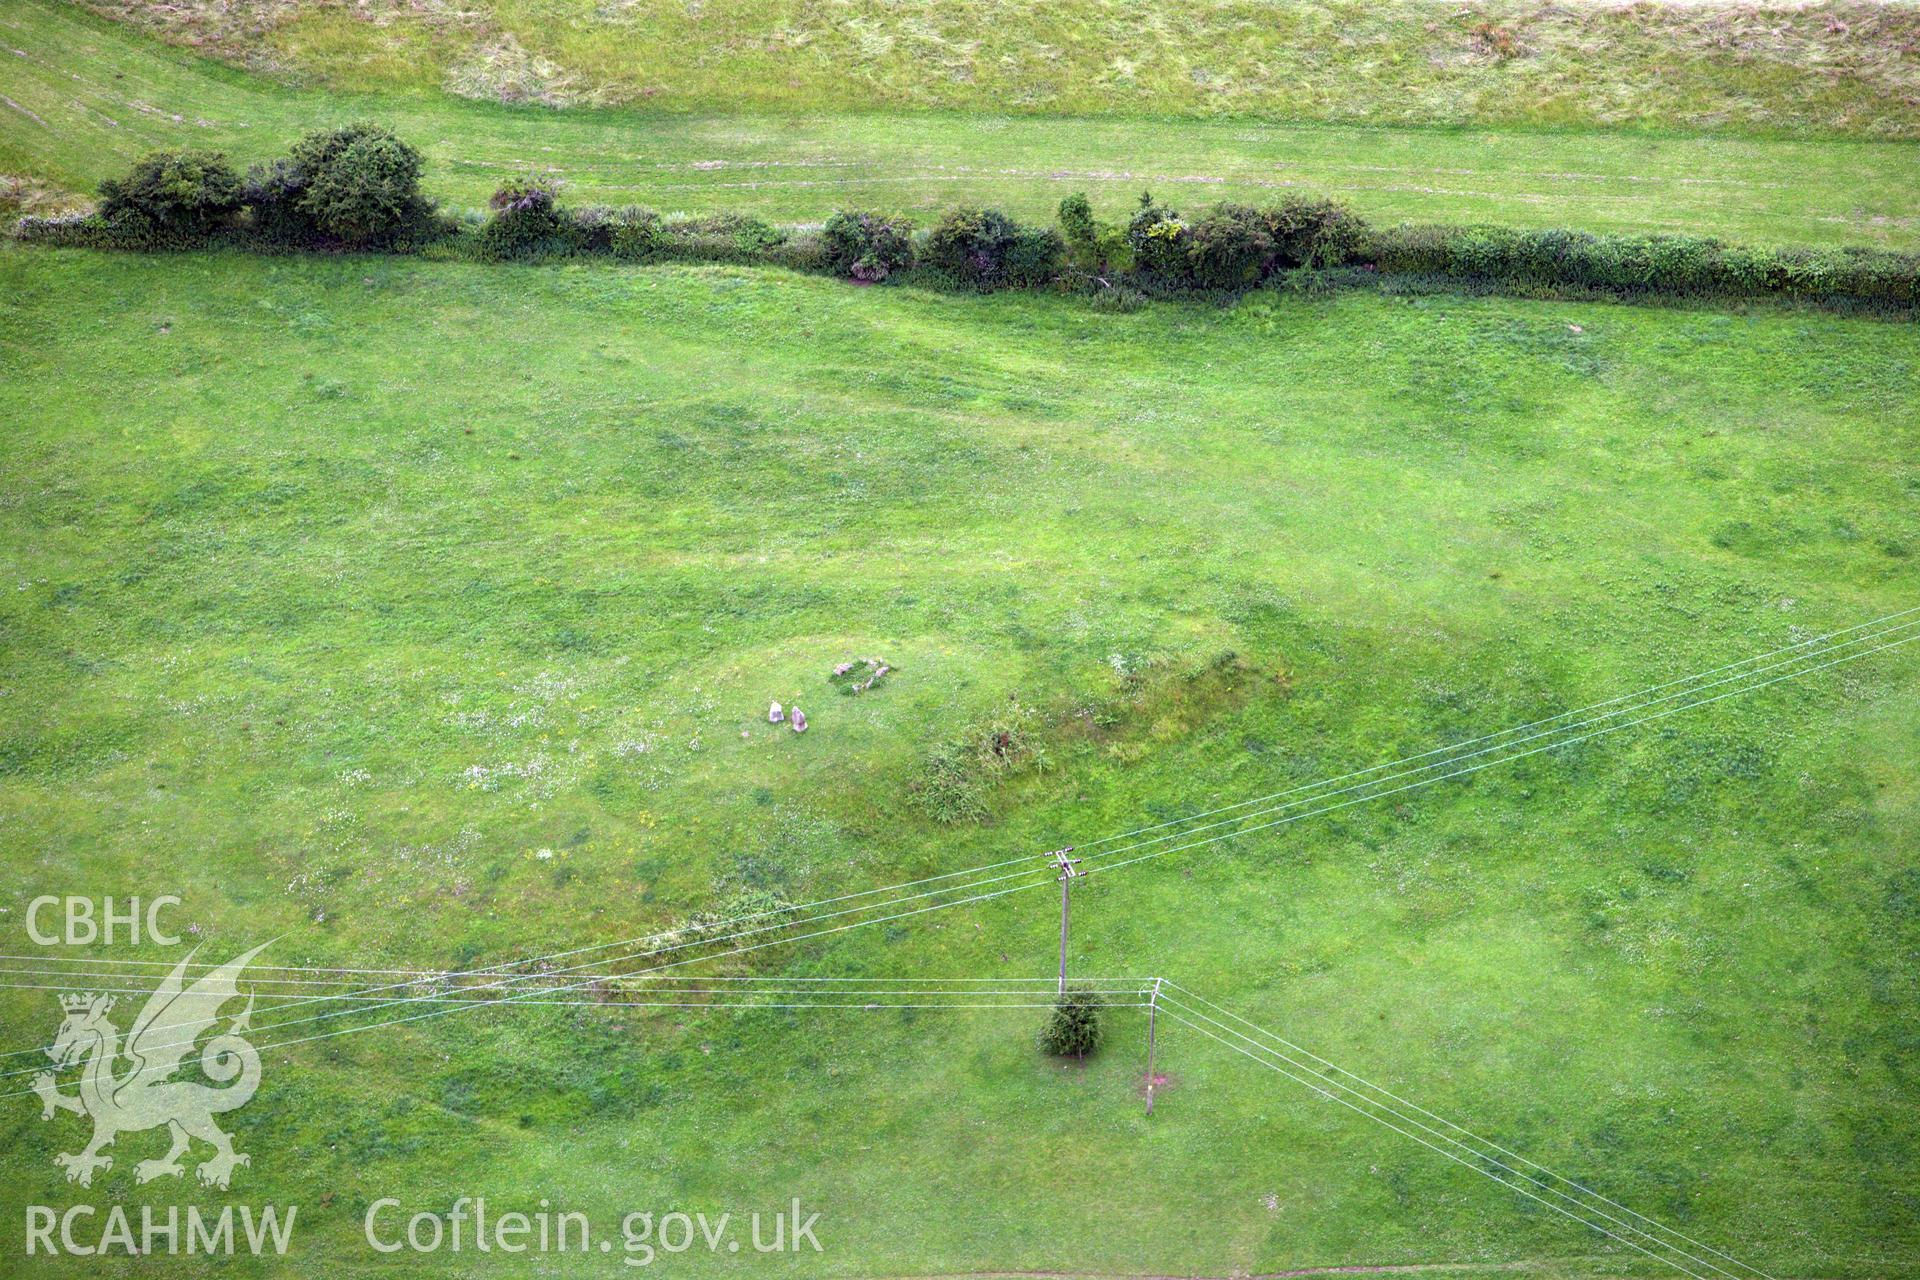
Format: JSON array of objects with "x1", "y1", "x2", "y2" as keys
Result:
[
  {"x1": 769, "y1": 700, "x2": 784, "y2": 723},
  {"x1": 791, "y1": 708, "x2": 808, "y2": 733}
]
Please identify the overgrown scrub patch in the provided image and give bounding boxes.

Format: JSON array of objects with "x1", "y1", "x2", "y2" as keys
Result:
[
  {"x1": 912, "y1": 701, "x2": 1051, "y2": 824},
  {"x1": 474, "y1": 195, "x2": 793, "y2": 264},
  {"x1": 477, "y1": 178, "x2": 569, "y2": 259},
  {"x1": 911, "y1": 651, "x2": 1273, "y2": 823},
  {"x1": 1071, "y1": 651, "x2": 1275, "y2": 763},
  {"x1": 1120, "y1": 193, "x2": 1365, "y2": 291}
]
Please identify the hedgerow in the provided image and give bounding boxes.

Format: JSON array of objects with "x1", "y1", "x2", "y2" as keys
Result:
[
  {"x1": 1365, "y1": 224, "x2": 1920, "y2": 309},
  {"x1": 16, "y1": 135, "x2": 1920, "y2": 316}
]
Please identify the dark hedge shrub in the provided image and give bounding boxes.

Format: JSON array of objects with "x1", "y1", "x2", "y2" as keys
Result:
[
  {"x1": 96, "y1": 150, "x2": 242, "y2": 246},
  {"x1": 1832, "y1": 246, "x2": 1920, "y2": 306},
  {"x1": 1004, "y1": 224, "x2": 1066, "y2": 287},
  {"x1": 573, "y1": 205, "x2": 618, "y2": 253},
  {"x1": 240, "y1": 158, "x2": 315, "y2": 244},
  {"x1": 1364, "y1": 223, "x2": 1920, "y2": 308},
  {"x1": 1059, "y1": 193, "x2": 1097, "y2": 257},
  {"x1": 821, "y1": 209, "x2": 915, "y2": 281},
  {"x1": 1265, "y1": 196, "x2": 1366, "y2": 268},
  {"x1": 923, "y1": 206, "x2": 1063, "y2": 288},
  {"x1": 924, "y1": 205, "x2": 1016, "y2": 285},
  {"x1": 1185, "y1": 203, "x2": 1273, "y2": 290}
]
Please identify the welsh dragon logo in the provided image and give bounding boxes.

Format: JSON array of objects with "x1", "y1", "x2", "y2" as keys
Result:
[{"x1": 30, "y1": 943, "x2": 268, "y2": 1189}]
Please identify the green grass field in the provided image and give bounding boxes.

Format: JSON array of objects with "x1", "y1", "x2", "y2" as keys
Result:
[
  {"x1": 5, "y1": 1, "x2": 1920, "y2": 247},
  {"x1": 2, "y1": 244, "x2": 1916, "y2": 1276},
  {"x1": 6, "y1": 0, "x2": 1920, "y2": 1274}
]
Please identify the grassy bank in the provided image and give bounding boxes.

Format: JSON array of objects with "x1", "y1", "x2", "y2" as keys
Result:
[
  {"x1": 73, "y1": 0, "x2": 1920, "y2": 137},
  {"x1": 2, "y1": 246, "x2": 1916, "y2": 1276},
  {"x1": 5, "y1": 1, "x2": 1920, "y2": 249}
]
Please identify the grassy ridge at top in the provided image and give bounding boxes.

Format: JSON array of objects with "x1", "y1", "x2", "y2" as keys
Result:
[
  {"x1": 76, "y1": 0, "x2": 1920, "y2": 138},
  {"x1": 5, "y1": 0, "x2": 1920, "y2": 249}
]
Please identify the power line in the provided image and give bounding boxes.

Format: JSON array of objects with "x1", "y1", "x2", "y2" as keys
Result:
[
  {"x1": 1070, "y1": 617, "x2": 1920, "y2": 873},
  {"x1": 0, "y1": 856, "x2": 1069, "y2": 1074},
  {"x1": 14, "y1": 604, "x2": 1909, "y2": 1001},
  {"x1": 0, "y1": 979, "x2": 1147, "y2": 1011},
  {"x1": 1073, "y1": 628, "x2": 1919, "y2": 882},
  {"x1": 1154, "y1": 1003, "x2": 1715, "y2": 1280},
  {"x1": 0, "y1": 870, "x2": 1068, "y2": 1101},
  {"x1": 3, "y1": 617, "x2": 1910, "y2": 1086},
  {"x1": 14, "y1": 610, "x2": 1910, "y2": 1025},
  {"x1": 1069, "y1": 605, "x2": 1920, "y2": 856},
  {"x1": 11, "y1": 610, "x2": 1904, "y2": 997},
  {"x1": 1162, "y1": 982, "x2": 1775, "y2": 1280},
  {"x1": 0, "y1": 990, "x2": 1144, "y2": 1005},
  {"x1": 1156, "y1": 992, "x2": 1764, "y2": 1280},
  {"x1": 0, "y1": 964, "x2": 1134, "y2": 987}
]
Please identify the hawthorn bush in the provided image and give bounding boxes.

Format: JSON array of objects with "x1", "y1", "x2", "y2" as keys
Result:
[
  {"x1": 821, "y1": 209, "x2": 914, "y2": 281},
  {"x1": 96, "y1": 150, "x2": 242, "y2": 247},
  {"x1": 924, "y1": 206, "x2": 1062, "y2": 288},
  {"x1": 244, "y1": 123, "x2": 432, "y2": 248},
  {"x1": 1058, "y1": 192, "x2": 1129, "y2": 274},
  {"x1": 1126, "y1": 194, "x2": 1192, "y2": 283},
  {"x1": 1266, "y1": 196, "x2": 1366, "y2": 268},
  {"x1": 1186, "y1": 203, "x2": 1274, "y2": 290},
  {"x1": 299, "y1": 127, "x2": 430, "y2": 247}
]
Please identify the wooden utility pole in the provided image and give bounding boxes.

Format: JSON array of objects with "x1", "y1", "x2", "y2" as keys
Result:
[
  {"x1": 1145, "y1": 977, "x2": 1163, "y2": 1115},
  {"x1": 1048, "y1": 846, "x2": 1081, "y2": 994}
]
